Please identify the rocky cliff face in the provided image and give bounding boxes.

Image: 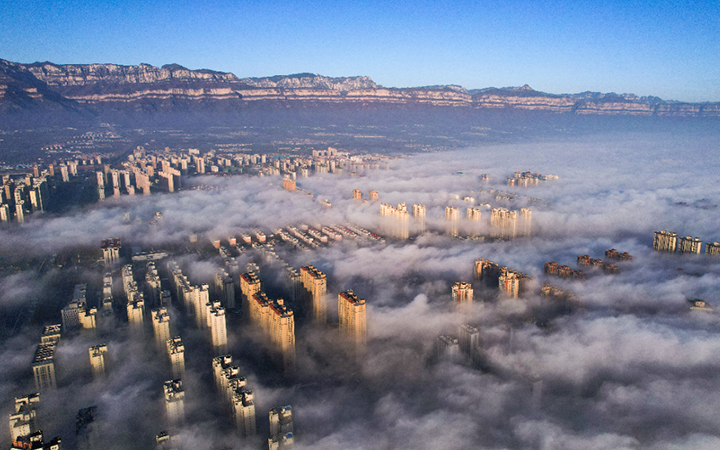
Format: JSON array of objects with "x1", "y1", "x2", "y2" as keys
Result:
[
  {"x1": 1, "y1": 58, "x2": 718, "y2": 117},
  {"x1": 25, "y1": 62, "x2": 240, "y2": 86}
]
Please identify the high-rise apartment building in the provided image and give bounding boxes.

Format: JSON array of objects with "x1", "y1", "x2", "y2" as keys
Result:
[
  {"x1": 458, "y1": 324, "x2": 480, "y2": 359},
  {"x1": 268, "y1": 405, "x2": 294, "y2": 450},
  {"x1": 435, "y1": 335, "x2": 460, "y2": 361},
  {"x1": 474, "y1": 258, "x2": 501, "y2": 286},
  {"x1": 491, "y1": 208, "x2": 518, "y2": 239},
  {"x1": 9, "y1": 393, "x2": 39, "y2": 442},
  {"x1": 283, "y1": 177, "x2": 297, "y2": 192},
  {"x1": 300, "y1": 266, "x2": 327, "y2": 324},
  {"x1": 707, "y1": 242, "x2": 720, "y2": 256},
  {"x1": 167, "y1": 262, "x2": 210, "y2": 328},
  {"x1": 352, "y1": 189, "x2": 362, "y2": 200},
  {"x1": 61, "y1": 284, "x2": 96, "y2": 331},
  {"x1": 101, "y1": 273, "x2": 113, "y2": 313},
  {"x1": 268, "y1": 299, "x2": 296, "y2": 376},
  {"x1": 240, "y1": 272, "x2": 262, "y2": 317},
  {"x1": 678, "y1": 236, "x2": 702, "y2": 254},
  {"x1": 520, "y1": 208, "x2": 532, "y2": 236},
  {"x1": 32, "y1": 344, "x2": 56, "y2": 390},
  {"x1": 338, "y1": 291, "x2": 367, "y2": 352},
  {"x1": 653, "y1": 230, "x2": 678, "y2": 252},
  {"x1": 207, "y1": 301, "x2": 228, "y2": 355},
  {"x1": 145, "y1": 262, "x2": 162, "y2": 306},
  {"x1": 466, "y1": 207, "x2": 482, "y2": 221},
  {"x1": 40, "y1": 325, "x2": 61, "y2": 345},
  {"x1": 232, "y1": 389, "x2": 257, "y2": 437},
  {"x1": 167, "y1": 337, "x2": 185, "y2": 379},
  {"x1": 101, "y1": 238, "x2": 121, "y2": 265},
  {"x1": 163, "y1": 379, "x2": 185, "y2": 426},
  {"x1": 61, "y1": 284, "x2": 86, "y2": 329},
  {"x1": 445, "y1": 206, "x2": 459, "y2": 237},
  {"x1": 498, "y1": 268, "x2": 528, "y2": 298},
  {"x1": 368, "y1": 190, "x2": 379, "y2": 201},
  {"x1": 88, "y1": 344, "x2": 108, "y2": 378},
  {"x1": 412, "y1": 203, "x2": 426, "y2": 230},
  {"x1": 451, "y1": 282, "x2": 473, "y2": 304},
  {"x1": 211, "y1": 355, "x2": 256, "y2": 436},
  {"x1": 214, "y1": 269, "x2": 235, "y2": 309},
  {"x1": 152, "y1": 308, "x2": 171, "y2": 349},
  {"x1": 246, "y1": 293, "x2": 296, "y2": 375},
  {"x1": 127, "y1": 296, "x2": 145, "y2": 330},
  {"x1": 212, "y1": 355, "x2": 236, "y2": 395}
]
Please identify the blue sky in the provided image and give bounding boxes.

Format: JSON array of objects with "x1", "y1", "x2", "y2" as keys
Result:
[{"x1": 1, "y1": 0, "x2": 719, "y2": 101}]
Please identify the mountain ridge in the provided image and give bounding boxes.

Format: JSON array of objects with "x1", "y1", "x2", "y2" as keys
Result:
[{"x1": 1, "y1": 58, "x2": 718, "y2": 117}]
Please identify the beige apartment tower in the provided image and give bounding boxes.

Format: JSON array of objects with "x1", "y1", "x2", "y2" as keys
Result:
[
  {"x1": 163, "y1": 379, "x2": 185, "y2": 426},
  {"x1": 269, "y1": 299, "x2": 296, "y2": 376},
  {"x1": 300, "y1": 266, "x2": 327, "y2": 324},
  {"x1": 413, "y1": 204, "x2": 426, "y2": 233},
  {"x1": 232, "y1": 389, "x2": 257, "y2": 437},
  {"x1": 520, "y1": 208, "x2": 532, "y2": 236},
  {"x1": 707, "y1": 242, "x2": 720, "y2": 256},
  {"x1": 653, "y1": 230, "x2": 678, "y2": 252},
  {"x1": 32, "y1": 344, "x2": 56, "y2": 390},
  {"x1": 167, "y1": 337, "x2": 185, "y2": 379},
  {"x1": 100, "y1": 238, "x2": 121, "y2": 265},
  {"x1": 338, "y1": 291, "x2": 367, "y2": 352},
  {"x1": 445, "y1": 206, "x2": 459, "y2": 237},
  {"x1": 88, "y1": 344, "x2": 108, "y2": 378},
  {"x1": 269, "y1": 405, "x2": 294, "y2": 450},
  {"x1": 678, "y1": 236, "x2": 702, "y2": 254},
  {"x1": 498, "y1": 268, "x2": 531, "y2": 298},
  {"x1": 240, "y1": 272, "x2": 262, "y2": 317},
  {"x1": 127, "y1": 296, "x2": 145, "y2": 330},
  {"x1": 152, "y1": 308, "x2": 172, "y2": 350},
  {"x1": 207, "y1": 301, "x2": 228, "y2": 355},
  {"x1": 452, "y1": 282, "x2": 473, "y2": 304},
  {"x1": 491, "y1": 208, "x2": 518, "y2": 239}
]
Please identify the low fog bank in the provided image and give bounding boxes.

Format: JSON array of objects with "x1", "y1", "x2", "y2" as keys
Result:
[{"x1": 1, "y1": 128, "x2": 720, "y2": 449}]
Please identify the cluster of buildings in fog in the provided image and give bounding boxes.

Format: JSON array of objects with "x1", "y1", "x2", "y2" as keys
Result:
[
  {"x1": 7, "y1": 146, "x2": 720, "y2": 450},
  {"x1": 371, "y1": 188, "x2": 533, "y2": 241},
  {"x1": 653, "y1": 230, "x2": 720, "y2": 255},
  {"x1": 0, "y1": 145, "x2": 394, "y2": 223},
  {"x1": 505, "y1": 170, "x2": 558, "y2": 187},
  {"x1": 11, "y1": 226, "x2": 376, "y2": 449}
]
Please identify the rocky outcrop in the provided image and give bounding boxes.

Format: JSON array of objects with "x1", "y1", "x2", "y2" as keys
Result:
[
  {"x1": 1, "y1": 58, "x2": 718, "y2": 117},
  {"x1": 25, "y1": 62, "x2": 240, "y2": 86}
]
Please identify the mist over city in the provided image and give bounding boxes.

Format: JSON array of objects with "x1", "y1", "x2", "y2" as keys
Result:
[
  {"x1": 0, "y1": 122, "x2": 718, "y2": 449},
  {"x1": 2, "y1": 0, "x2": 720, "y2": 449}
]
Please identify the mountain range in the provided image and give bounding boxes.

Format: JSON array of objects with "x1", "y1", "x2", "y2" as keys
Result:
[{"x1": 2, "y1": 58, "x2": 719, "y2": 117}]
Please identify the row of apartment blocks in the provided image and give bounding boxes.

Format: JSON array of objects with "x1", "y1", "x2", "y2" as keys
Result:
[
  {"x1": 547, "y1": 248, "x2": 633, "y2": 281},
  {"x1": 474, "y1": 258, "x2": 533, "y2": 298},
  {"x1": 653, "y1": 230, "x2": 720, "y2": 255},
  {"x1": 0, "y1": 173, "x2": 50, "y2": 223},
  {"x1": 543, "y1": 262, "x2": 587, "y2": 280},
  {"x1": 155, "y1": 404, "x2": 293, "y2": 450},
  {"x1": 378, "y1": 200, "x2": 531, "y2": 240},
  {"x1": 211, "y1": 355, "x2": 256, "y2": 437},
  {"x1": 240, "y1": 266, "x2": 367, "y2": 374},
  {"x1": 506, "y1": 170, "x2": 559, "y2": 187},
  {"x1": 435, "y1": 324, "x2": 482, "y2": 363},
  {"x1": 352, "y1": 189, "x2": 380, "y2": 201},
  {"x1": 168, "y1": 261, "x2": 227, "y2": 354},
  {"x1": 577, "y1": 255, "x2": 619, "y2": 274}
]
